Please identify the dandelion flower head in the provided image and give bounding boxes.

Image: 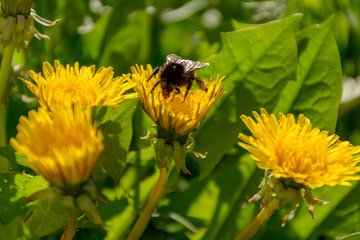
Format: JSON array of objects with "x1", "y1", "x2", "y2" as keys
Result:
[
  {"x1": 22, "y1": 60, "x2": 137, "y2": 111},
  {"x1": 130, "y1": 64, "x2": 225, "y2": 136},
  {"x1": 10, "y1": 104, "x2": 104, "y2": 187},
  {"x1": 238, "y1": 108, "x2": 360, "y2": 189}
]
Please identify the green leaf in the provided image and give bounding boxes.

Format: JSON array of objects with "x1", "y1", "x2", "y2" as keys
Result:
[
  {"x1": 26, "y1": 196, "x2": 69, "y2": 238},
  {"x1": 127, "y1": 147, "x2": 155, "y2": 167},
  {"x1": 190, "y1": 14, "x2": 302, "y2": 179},
  {"x1": 0, "y1": 172, "x2": 49, "y2": 225},
  {"x1": 273, "y1": 17, "x2": 342, "y2": 132},
  {"x1": 158, "y1": 152, "x2": 258, "y2": 240},
  {"x1": 99, "y1": 10, "x2": 152, "y2": 73},
  {"x1": 89, "y1": 164, "x2": 160, "y2": 240},
  {"x1": 0, "y1": 216, "x2": 27, "y2": 240},
  {"x1": 0, "y1": 145, "x2": 29, "y2": 169},
  {"x1": 0, "y1": 172, "x2": 68, "y2": 238},
  {"x1": 289, "y1": 183, "x2": 360, "y2": 240},
  {"x1": 337, "y1": 233, "x2": 360, "y2": 240},
  {"x1": 81, "y1": 11, "x2": 112, "y2": 61},
  {"x1": 92, "y1": 99, "x2": 138, "y2": 184}
]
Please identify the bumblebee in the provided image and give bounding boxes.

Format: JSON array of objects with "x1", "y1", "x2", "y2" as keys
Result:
[{"x1": 146, "y1": 54, "x2": 209, "y2": 101}]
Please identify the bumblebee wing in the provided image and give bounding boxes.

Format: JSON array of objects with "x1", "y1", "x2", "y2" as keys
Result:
[
  {"x1": 166, "y1": 54, "x2": 183, "y2": 64},
  {"x1": 183, "y1": 60, "x2": 209, "y2": 72}
]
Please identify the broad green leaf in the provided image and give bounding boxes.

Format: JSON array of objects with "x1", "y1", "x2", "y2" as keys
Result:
[
  {"x1": 158, "y1": 152, "x2": 258, "y2": 240},
  {"x1": 0, "y1": 172, "x2": 68, "y2": 238},
  {"x1": 273, "y1": 17, "x2": 342, "y2": 132},
  {"x1": 99, "y1": 10, "x2": 152, "y2": 73},
  {"x1": 0, "y1": 216, "x2": 27, "y2": 240},
  {"x1": 27, "y1": 196, "x2": 69, "y2": 238},
  {"x1": 74, "y1": 228, "x2": 107, "y2": 240},
  {"x1": 129, "y1": 101, "x2": 156, "y2": 151},
  {"x1": 0, "y1": 172, "x2": 48, "y2": 224},
  {"x1": 337, "y1": 233, "x2": 360, "y2": 240},
  {"x1": 0, "y1": 145, "x2": 29, "y2": 169},
  {"x1": 88, "y1": 163, "x2": 161, "y2": 239},
  {"x1": 190, "y1": 14, "x2": 302, "y2": 179},
  {"x1": 81, "y1": 11, "x2": 112, "y2": 61},
  {"x1": 289, "y1": 183, "x2": 360, "y2": 240},
  {"x1": 92, "y1": 99, "x2": 137, "y2": 184},
  {"x1": 127, "y1": 147, "x2": 155, "y2": 167}
]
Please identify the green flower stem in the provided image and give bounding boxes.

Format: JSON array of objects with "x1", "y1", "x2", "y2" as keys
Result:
[
  {"x1": 0, "y1": 40, "x2": 15, "y2": 173},
  {"x1": 60, "y1": 209, "x2": 79, "y2": 240},
  {"x1": 126, "y1": 166, "x2": 170, "y2": 240},
  {"x1": 0, "y1": 40, "x2": 15, "y2": 104},
  {"x1": 235, "y1": 198, "x2": 280, "y2": 240},
  {"x1": 0, "y1": 104, "x2": 9, "y2": 172}
]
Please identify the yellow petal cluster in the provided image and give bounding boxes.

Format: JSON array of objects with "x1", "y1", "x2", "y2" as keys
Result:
[
  {"x1": 10, "y1": 104, "x2": 104, "y2": 187},
  {"x1": 22, "y1": 60, "x2": 137, "y2": 111},
  {"x1": 130, "y1": 64, "x2": 225, "y2": 135},
  {"x1": 238, "y1": 108, "x2": 360, "y2": 189}
]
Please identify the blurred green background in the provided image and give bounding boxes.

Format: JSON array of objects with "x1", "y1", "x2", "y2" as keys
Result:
[{"x1": 5, "y1": 0, "x2": 360, "y2": 239}]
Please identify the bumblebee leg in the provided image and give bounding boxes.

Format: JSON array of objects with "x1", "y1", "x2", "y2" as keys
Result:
[
  {"x1": 195, "y1": 77, "x2": 208, "y2": 92},
  {"x1": 171, "y1": 87, "x2": 181, "y2": 101},
  {"x1": 150, "y1": 79, "x2": 167, "y2": 93},
  {"x1": 183, "y1": 80, "x2": 193, "y2": 103},
  {"x1": 146, "y1": 67, "x2": 160, "y2": 82}
]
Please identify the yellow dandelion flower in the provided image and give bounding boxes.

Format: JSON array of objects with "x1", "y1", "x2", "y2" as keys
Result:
[
  {"x1": 238, "y1": 108, "x2": 360, "y2": 189},
  {"x1": 10, "y1": 104, "x2": 104, "y2": 187},
  {"x1": 238, "y1": 108, "x2": 360, "y2": 225},
  {"x1": 22, "y1": 60, "x2": 137, "y2": 111},
  {"x1": 130, "y1": 64, "x2": 224, "y2": 173},
  {"x1": 130, "y1": 64, "x2": 225, "y2": 135}
]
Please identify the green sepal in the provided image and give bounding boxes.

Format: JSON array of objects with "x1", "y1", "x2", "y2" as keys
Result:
[
  {"x1": 1, "y1": 16, "x2": 16, "y2": 46},
  {"x1": 75, "y1": 193, "x2": 104, "y2": 226},
  {"x1": 302, "y1": 187, "x2": 330, "y2": 220},
  {"x1": 249, "y1": 171, "x2": 331, "y2": 226},
  {"x1": 23, "y1": 187, "x2": 61, "y2": 213},
  {"x1": 143, "y1": 125, "x2": 207, "y2": 174}
]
